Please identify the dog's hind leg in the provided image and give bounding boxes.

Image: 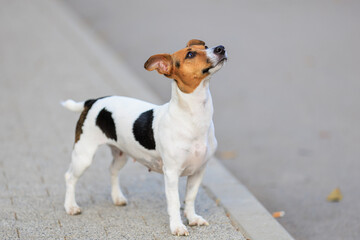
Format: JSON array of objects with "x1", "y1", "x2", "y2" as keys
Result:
[
  {"x1": 109, "y1": 145, "x2": 128, "y2": 206},
  {"x1": 64, "y1": 138, "x2": 99, "y2": 215}
]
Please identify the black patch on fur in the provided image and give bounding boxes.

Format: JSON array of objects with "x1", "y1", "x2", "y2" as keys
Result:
[
  {"x1": 175, "y1": 61, "x2": 180, "y2": 68},
  {"x1": 75, "y1": 96, "x2": 110, "y2": 142},
  {"x1": 96, "y1": 108, "x2": 117, "y2": 141},
  {"x1": 85, "y1": 96, "x2": 110, "y2": 107},
  {"x1": 132, "y1": 109, "x2": 156, "y2": 150}
]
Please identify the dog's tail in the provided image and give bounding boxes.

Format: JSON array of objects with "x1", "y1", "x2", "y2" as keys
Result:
[{"x1": 61, "y1": 99, "x2": 85, "y2": 112}]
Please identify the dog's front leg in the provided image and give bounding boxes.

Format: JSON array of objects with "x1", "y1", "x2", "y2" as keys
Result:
[
  {"x1": 184, "y1": 165, "x2": 209, "y2": 226},
  {"x1": 163, "y1": 168, "x2": 189, "y2": 236}
]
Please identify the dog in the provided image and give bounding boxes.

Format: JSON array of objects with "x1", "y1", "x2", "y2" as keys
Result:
[{"x1": 62, "y1": 39, "x2": 227, "y2": 236}]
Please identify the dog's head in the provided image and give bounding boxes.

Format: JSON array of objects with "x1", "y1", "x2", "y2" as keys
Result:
[{"x1": 144, "y1": 39, "x2": 227, "y2": 93}]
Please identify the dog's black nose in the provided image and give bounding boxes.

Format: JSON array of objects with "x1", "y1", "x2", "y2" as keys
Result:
[{"x1": 214, "y1": 45, "x2": 225, "y2": 55}]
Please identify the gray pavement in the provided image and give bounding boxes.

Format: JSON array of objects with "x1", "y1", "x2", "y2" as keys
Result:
[
  {"x1": 62, "y1": 0, "x2": 360, "y2": 239},
  {"x1": 0, "y1": 1, "x2": 245, "y2": 239},
  {"x1": 0, "y1": 1, "x2": 294, "y2": 239}
]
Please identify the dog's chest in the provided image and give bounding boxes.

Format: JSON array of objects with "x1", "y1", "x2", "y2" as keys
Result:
[
  {"x1": 180, "y1": 141, "x2": 208, "y2": 176},
  {"x1": 138, "y1": 145, "x2": 209, "y2": 176},
  {"x1": 165, "y1": 102, "x2": 213, "y2": 176}
]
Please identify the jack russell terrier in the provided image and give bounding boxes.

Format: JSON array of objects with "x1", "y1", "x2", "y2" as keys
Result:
[{"x1": 62, "y1": 39, "x2": 227, "y2": 236}]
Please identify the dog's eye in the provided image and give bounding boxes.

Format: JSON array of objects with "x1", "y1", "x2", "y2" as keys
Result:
[{"x1": 185, "y1": 51, "x2": 196, "y2": 59}]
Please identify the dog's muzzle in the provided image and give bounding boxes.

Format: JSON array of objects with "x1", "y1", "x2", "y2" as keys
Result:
[{"x1": 213, "y1": 45, "x2": 227, "y2": 66}]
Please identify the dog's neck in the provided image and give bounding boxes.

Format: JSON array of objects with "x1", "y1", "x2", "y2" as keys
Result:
[{"x1": 169, "y1": 78, "x2": 213, "y2": 118}]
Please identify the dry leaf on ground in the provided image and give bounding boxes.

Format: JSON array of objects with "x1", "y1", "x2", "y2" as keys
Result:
[
  {"x1": 272, "y1": 211, "x2": 285, "y2": 218},
  {"x1": 327, "y1": 187, "x2": 343, "y2": 202}
]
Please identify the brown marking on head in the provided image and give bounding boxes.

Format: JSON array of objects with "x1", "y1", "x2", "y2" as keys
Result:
[
  {"x1": 144, "y1": 39, "x2": 212, "y2": 93},
  {"x1": 144, "y1": 54, "x2": 173, "y2": 75},
  {"x1": 186, "y1": 39, "x2": 205, "y2": 47},
  {"x1": 175, "y1": 61, "x2": 180, "y2": 68}
]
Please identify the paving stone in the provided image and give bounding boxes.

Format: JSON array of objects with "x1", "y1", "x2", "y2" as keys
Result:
[{"x1": 0, "y1": 1, "x2": 246, "y2": 239}]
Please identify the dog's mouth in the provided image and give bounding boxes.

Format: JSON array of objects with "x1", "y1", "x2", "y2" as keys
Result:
[
  {"x1": 202, "y1": 57, "x2": 227, "y2": 74},
  {"x1": 215, "y1": 56, "x2": 227, "y2": 66},
  {"x1": 212, "y1": 56, "x2": 227, "y2": 69}
]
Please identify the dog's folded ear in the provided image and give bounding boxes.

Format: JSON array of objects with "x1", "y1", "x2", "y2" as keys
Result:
[
  {"x1": 144, "y1": 54, "x2": 173, "y2": 76},
  {"x1": 186, "y1": 39, "x2": 205, "y2": 47}
]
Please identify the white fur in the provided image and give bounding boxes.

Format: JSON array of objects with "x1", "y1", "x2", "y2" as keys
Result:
[
  {"x1": 63, "y1": 45, "x2": 226, "y2": 236},
  {"x1": 61, "y1": 99, "x2": 84, "y2": 112}
]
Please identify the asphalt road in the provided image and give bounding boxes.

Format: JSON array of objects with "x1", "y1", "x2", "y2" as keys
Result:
[{"x1": 63, "y1": 1, "x2": 360, "y2": 239}]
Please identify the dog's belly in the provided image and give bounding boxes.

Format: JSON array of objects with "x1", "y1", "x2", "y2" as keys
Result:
[
  {"x1": 135, "y1": 157, "x2": 164, "y2": 173},
  {"x1": 119, "y1": 144, "x2": 164, "y2": 173}
]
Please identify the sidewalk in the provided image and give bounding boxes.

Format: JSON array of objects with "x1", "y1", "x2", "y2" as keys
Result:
[{"x1": 0, "y1": 1, "x2": 293, "y2": 239}]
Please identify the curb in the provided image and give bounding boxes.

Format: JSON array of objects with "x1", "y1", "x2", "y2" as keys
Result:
[
  {"x1": 53, "y1": 1, "x2": 294, "y2": 239},
  {"x1": 203, "y1": 159, "x2": 294, "y2": 240}
]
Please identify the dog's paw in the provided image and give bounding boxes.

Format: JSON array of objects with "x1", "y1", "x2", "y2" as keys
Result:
[
  {"x1": 171, "y1": 223, "x2": 189, "y2": 236},
  {"x1": 65, "y1": 205, "x2": 82, "y2": 215},
  {"x1": 188, "y1": 215, "x2": 209, "y2": 226},
  {"x1": 113, "y1": 196, "x2": 128, "y2": 206},
  {"x1": 111, "y1": 191, "x2": 128, "y2": 206}
]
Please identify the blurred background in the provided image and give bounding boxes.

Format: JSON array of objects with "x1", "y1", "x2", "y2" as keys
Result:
[{"x1": 62, "y1": 1, "x2": 360, "y2": 239}]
